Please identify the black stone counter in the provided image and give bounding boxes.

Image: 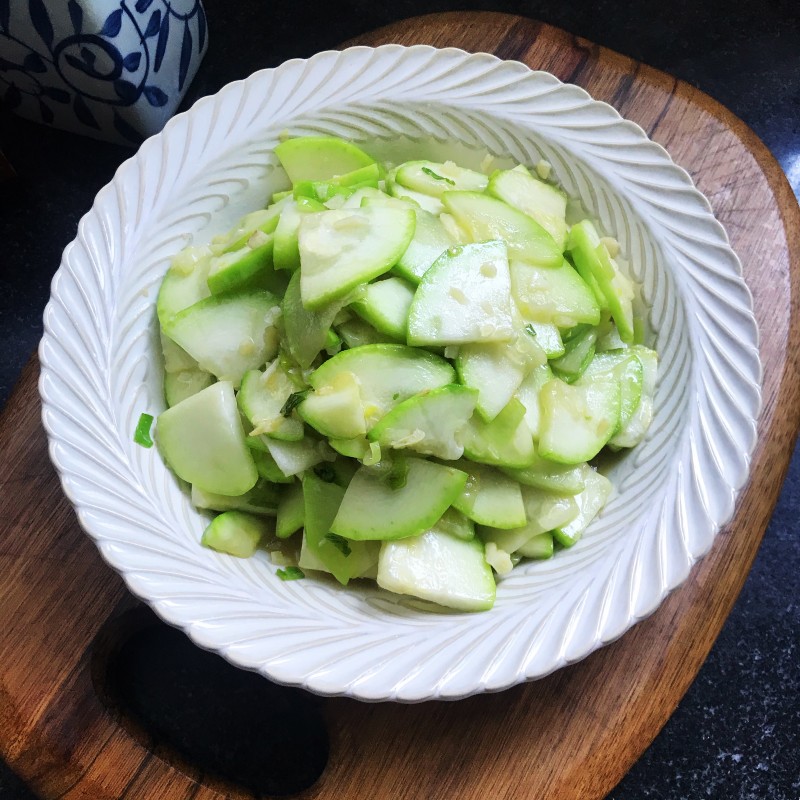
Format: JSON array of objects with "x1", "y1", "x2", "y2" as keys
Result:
[{"x1": 1, "y1": 1, "x2": 798, "y2": 797}]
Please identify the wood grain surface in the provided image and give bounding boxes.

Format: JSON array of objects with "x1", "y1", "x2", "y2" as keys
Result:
[{"x1": 1, "y1": 12, "x2": 799, "y2": 800}]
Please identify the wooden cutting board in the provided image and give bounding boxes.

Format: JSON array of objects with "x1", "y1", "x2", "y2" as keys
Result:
[{"x1": 1, "y1": 12, "x2": 799, "y2": 800}]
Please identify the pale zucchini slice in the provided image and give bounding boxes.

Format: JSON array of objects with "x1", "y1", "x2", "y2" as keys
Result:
[
  {"x1": 435, "y1": 507, "x2": 475, "y2": 541},
  {"x1": 299, "y1": 371, "x2": 367, "y2": 440},
  {"x1": 501, "y1": 452, "x2": 587, "y2": 495},
  {"x1": 367, "y1": 384, "x2": 478, "y2": 460},
  {"x1": 201, "y1": 511, "x2": 272, "y2": 558},
  {"x1": 510, "y1": 259, "x2": 601, "y2": 328},
  {"x1": 387, "y1": 179, "x2": 444, "y2": 215},
  {"x1": 341, "y1": 186, "x2": 390, "y2": 208},
  {"x1": 633, "y1": 345, "x2": 658, "y2": 392},
  {"x1": 282, "y1": 270, "x2": 347, "y2": 369},
  {"x1": 386, "y1": 205, "x2": 453, "y2": 284},
  {"x1": 477, "y1": 522, "x2": 542, "y2": 556},
  {"x1": 514, "y1": 363, "x2": 553, "y2": 439},
  {"x1": 157, "y1": 381, "x2": 257, "y2": 496},
  {"x1": 263, "y1": 436, "x2": 335, "y2": 477},
  {"x1": 325, "y1": 324, "x2": 343, "y2": 355},
  {"x1": 595, "y1": 314, "x2": 629, "y2": 352},
  {"x1": 609, "y1": 397, "x2": 653, "y2": 449},
  {"x1": 206, "y1": 234, "x2": 280, "y2": 295},
  {"x1": 568, "y1": 220, "x2": 635, "y2": 342},
  {"x1": 439, "y1": 211, "x2": 470, "y2": 244},
  {"x1": 273, "y1": 197, "x2": 325, "y2": 272},
  {"x1": 327, "y1": 437, "x2": 367, "y2": 460},
  {"x1": 552, "y1": 466, "x2": 612, "y2": 547},
  {"x1": 608, "y1": 346, "x2": 658, "y2": 448},
  {"x1": 156, "y1": 245, "x2": 212, "y2": 327},
  {"x1": 331, "y1": 457, "x2": 468, "y2": 541},
  {"x1": 377, "y1": 529, "x2": 495, "y2": 612},
  {"x1": 297, "y1": 535, "x2": 330, "y2": 573},
  {"x1": 276, "y1": 481, "x2": 304, "y2": 538},
  {"x1": 582, "y1": 351, "x2": 644, "y2": 431},
  {"x1": 209, "y1": 202, "x2": 288, "y2": 255},
  {"x1": 517, "y1": 533, "x2": 554, "y2": 559},
  {"x1": 160, "y1": 323, "x2": 213, "y2": 408},
  {"x1": 394, "y1": 160, "x2": 488, "y2": 198},
  {"x1": 237, "y1": 362, "x2": 304, "y2": 442},
  {"x1": 298, "y1": 534, "x2": 380, "y2": 583},
  {"x1": 461, "y1": 397, "x2": 536, "y2": 469},
  {"x1": 565, "y1": 221, "x2": 607, "y2": 304},
  {"x1": 407, "y1": 240, "x2": 514, "y2": 346},
  {"x1": 538, "y1": 378, "x2": 621, "y2": 464},
  {"x1": 298, "y1": 206, "x2": 416, "y2": 309},
  {"x1": 163, "y1": 290, "x2": 281, "y2": 388},
  {"x1": 521, "y1": 485, "x2": 580, "y2": 533},
  {"x1": 456, "y1": 331, "x2": 546, "y2": 421},
  {"x1": 164, "y1": 369, "x2": 215, "y2": 407},
  {"x1": 327, "y1": 436, "x2": 381, "y2": 463},
  {"x1": 333, "y1": 162, "x2": 382, "y2": 186},
  {"x1": 452, "y1": 461, "x2": 527, "y2": 529},
  {"x1": 550, "y1": 325, "x2": 598, "y2": 383},
  {"x1": 309, "y1": 344, "x2": 455, "y2": 427},
  {"x1": 301, "y1": 472, "x2": 379, "y2": 585},
  {"x1": 325, "y1": 326, "x2": 343, "y2": 353},
  {"x1": 291, "y1": 165, "x2": 381, "y2": 204},
  {"x1": 523, "y1": 321, "x2": 564, "y2": 358},
  {"x1": 486, "y1": 167, "x2": 569, "y2": 249},
  {"x1": 359, "y1": 193, "x2": 412, "y2": 211},
  {"x1": 441, "y1": 191, "x2": 562, "y2": 267},
  {"x1": 336, "y1": 317, "x2": 395, "y2": 349},
  {"x1": 251, "y1": 449, "x2": 294, "y2": 483},
  {"x1": 161, "y1": 330, "x2": 198, "y2": 373},
  {"x1": 192, "y1": 480, "x2": 280, "y2": 516},
  {"x1": 350, "y1": 276, "x2": 415, "y2": 340},
  {"x1": 477, "y1": 483, "x2": 577, "y2": 552},
  {"x1": 275, "y1": 136, "x2": 375, "y2": 183}
]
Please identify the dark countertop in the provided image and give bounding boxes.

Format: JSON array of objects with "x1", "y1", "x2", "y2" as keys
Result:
[{"x1": 1, "y1": 1, "x2": 798, "y2": 798}]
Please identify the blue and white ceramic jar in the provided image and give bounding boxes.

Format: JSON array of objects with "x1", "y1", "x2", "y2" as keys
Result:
[{"x1": 0, "y1": 0, "x2": 207, "y2": 143}]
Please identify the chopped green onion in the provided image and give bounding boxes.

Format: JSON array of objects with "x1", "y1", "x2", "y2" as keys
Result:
[
  {"x1": 277, "y1": 566, "x2": 305, "y2": 581},
  {"x1": 133, "y1": 413, "x2": 154, "y2": 448},
  {"x1": 525, "y1": 324, "x2": 537, "y2": 338},
  {"x1": 422, "y1": 166, "x2": 455, "y2": 185},
  {"x1": 280, "y1": 390, "x2": 308, "y2": 417},
  {"x1": 324, "y1": 533, "x2": 352, "y2": 557},
  {"x1": 313, "y1": 463, "x2": 337, "y2": 483}
]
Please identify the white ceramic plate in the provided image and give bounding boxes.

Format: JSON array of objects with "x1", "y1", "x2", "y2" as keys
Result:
[{"x1": 40, "y1": 45, "x2": 761, "y2": 702}]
